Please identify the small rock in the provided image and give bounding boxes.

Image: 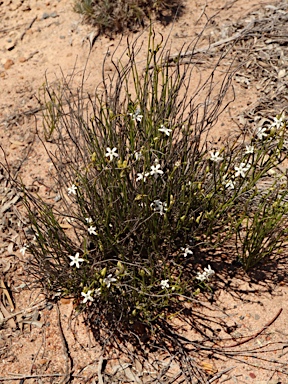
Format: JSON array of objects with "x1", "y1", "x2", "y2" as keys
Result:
[
  {"x1": 19, "y1": 57, "x2": 27, "y2": 63},
  {"x1": 4, "y1": 59, "x2": 14, "y2": 70},
  {"x1": 50, "y1": 11, "x2": 58, "y2": 18},
  {"x1": 6, "y1": 42, "x2": 15, "y2": 51},
  {"x1": 42, "y1": 12, "x2": 50, "y2": 19}
]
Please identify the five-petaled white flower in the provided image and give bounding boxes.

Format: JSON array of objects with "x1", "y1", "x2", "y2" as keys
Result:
[
  {"x1": 210, "y1": 150, "x2": 223, "y2": 163},
  {"x1": 81, "y1": 290, "x2": 94, "y2": 303},
  {"x1": 181, "y1": 247, "x2": 193, "y2": 257},
  {"x1": 270, "y1": 115, "x2": 285, "y2": 130},
  {"x1": 136, "y1": 172, "x2": 150, "y2": 182},
  {"x1": 20, "y1": 245, "x2": 27, "y2": 256},
  {"x1": 150, "y1": 163, "x2": 164, "y2": 177},
  {"x1": 105, "y1": 147, "x2": 119, "y2": 161},
  {"x1": 150, "y1": 199, "x2": 167, "y2": 215},
  {"x1": 85, "y1": 217, "x2": 93, "y2": 224},
  {"x1": 256, "y1": 127, "x2": 268, "y2": 140},
  {"x1": 245, "y1": 145, "x2": 254, "y2": 154},
  {"x1": 103, "y1": 274, "x2": 117, "y2": 288},
  {"x1": 234, "y1": 163, "x2": 250, "y2": 178},
  {"x1": 88, "y1": 226, "x2": 97, "y2": 235},
  {"x1": 67, "y1": 184, "x2": 77, "y2": 195},
  {"x1": 158, "y1": 125, "x2": 172, "y2": 136},
  {"x1": 196, "y1": 272, "x2": 207, "y2": 282},
  {"x1": 129, "y1": 109, "x2": 143, "y2": 122},
  {"x1": 69, "y1": 252, "x2": 84, "y2": 268},
  {"x1": 160, "y1": 279, "x2": 169, "y2": 289}
]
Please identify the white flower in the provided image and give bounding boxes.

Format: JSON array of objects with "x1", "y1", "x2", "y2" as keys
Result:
[
  {"x1": 136, "y1": 172, "x2": 150, "y2": 182},
  {"x1": 67, "y1": 184, "x2": 77, "y2": 195},
  {"x1": 81, "y1": 290, "x2": 94, "y2": 303},
  {"x1": 234, "y1": 163, "x2": 250, "y2": 178},
  {"x1": 134, "y1": 151, "x2": 142, "y2": 161},
  {"x1": 204, "y1": 265, "x2": 215, "y2": 279},
  {"x1": 160, "y1": 279, "x2": 169, "y2": 289},
  {"x1": 181, "y1": 247, "x2": 193, "y2": 257},
  {"x1": 88, "y1": 226, "x2": 97, "y2": 235},
  {"x1": 256, "y1": 127, "x2": 268, "y2": 140},
  {"x1": 85, "y1": 217, "x2": 93, "y2": 224},
  {"x1": 245, "y1": 145, "x2": 254, "y2": 154},
  {"x1": 225, "y1": 179, "x2": 235, "y2": 190},
  {"x1": 196, "y1": 265, "x2": 215, "y2": 282},
  {"x1": 150, "y1": 163, "x2": 164, "y2": 177},
  {"x1": 210, "y1": 150, "x2": 223, "y2": 163},
  {"x1": 69, "y1": 252, "x2": 84, "y2": 268},
  {"x1": 103, "y1": 274, "x2": 117, "y2": 288},
  {"x1": 270, "y1": 115, "x2": 285, "y2": 130},
  {"x1": 20, "y1": 245, "x2": 27, "y2": 256},
  {"x1": 105, "y1": 147, "x2": 119, "y2": 161},
  {"x1": 158, "y1": 125, "x2": 172, "y2": 136},
  {"x1": 129, "y1": 108, "x2": 143, "y2": 122},
  {"x1": 150, "y1": 199, "x2": 167, "y2": 215},
  {"x1": 196, "y1": 272, "x2": 207, "y2": 282}
]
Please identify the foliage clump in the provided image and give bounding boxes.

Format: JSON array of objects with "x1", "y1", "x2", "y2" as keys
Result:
[
  {"x1": 21, "y1": 31, "x2": 288, "y2": 340},
  {"x1": 73, "y1": 0, "x2": 184, "y2": 35}
]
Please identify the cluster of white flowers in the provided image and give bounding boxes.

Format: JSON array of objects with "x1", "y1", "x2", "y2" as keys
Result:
[
  {"x1": 270, "y1": 115, "x2": 285, "y2": 129},
  {"x1": 136, "y1": 161, "x2": 164, "y2": 183},
  {"x1": 128, "y1": 108, "x2": 143, "y2": 123},
  {"x1": 196, "y1": 265, "x2": 215, "y2": 282},
  {"x1": 150, "y1": 199, "x2": 167, "y2": 215},
  {"x1": 256, "y1": 115, "x2": 286, "y2": 140}
]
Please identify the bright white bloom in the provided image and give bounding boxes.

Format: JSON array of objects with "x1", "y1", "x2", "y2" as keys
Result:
[
  {"x1": 210, "y1": 150, "x2": 223, "y2": 163},
  {"x1": 150, "y1": 163, "x2": 164, "y2": 177},
  {"x1": 81, "y1": 290, "x2": 94, "y2": 303},
  {"x1": 196, "y1": 265, "x2": 215, "y2": 282},
  {"x1": 136, "y1": 172, "x2": 150, "y2": 182},
  {"x1": 67, "y1": 184, "x2": 77, "y2": 195},
  {"x1": 225, "y1": 179, "x2": 235, "y2": 190},
  {"x1": 256, "y1": 127, "x2": 268, "y2": 140},
  {"x1": 245, "y1": 145, "x2": 254, "y2": 154},
  {"x1": 160, "y1": 279, "x2": 170, "y2": 289},
  {"x1": 234, "y1": 163, "x2": 250, "y2": 178},
  {"x1": 270, "y1": 115, "x2": 285, "y2": 130},
  {"x1": 129, "y1": 108, "x2": 143, "y2": 122},
  {"x1": 158, "y1": 125, "x2": 172, "y2": 136},
  {"x1": 204, "y1": 265, "x2": 215, "y2": 279},
  {"x1": 181, "y1": 247, "x2": 193, "y2": 257},
  {"x1": 150, "y1": 200, "x2": 167, "y2": 215},
  {"x1": 134, "y1": 151, "x2": 142, "y2": 160},
  {"x1": 103, "y1": 274, "x2": 117, "y2": 288},
  {"x1": 69, "y1": 252, "x2": 84, "y2": 268},
  {"x1": 196, "y1": 272, "x2": 207, "y2": 282},
  {"x1": 20, "y1": 245, "x2": 27, "y2": 256},
  {"x1": 105, "y1": 147, "x2": 119, "y2": 161},
  {"x1": 88, "y1": 226, "x2": 97, "y2": 235},
  {"x1": 85, "y1": 217, "x2": 93, "y2": 224}
]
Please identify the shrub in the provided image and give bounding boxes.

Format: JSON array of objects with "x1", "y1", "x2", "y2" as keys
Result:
[
  {"x1": 73, "y1": 0, "x2": 184, "y2": 35},
  {"x1": 19, "y1": 30, "x2": 288, "y2": 341}
]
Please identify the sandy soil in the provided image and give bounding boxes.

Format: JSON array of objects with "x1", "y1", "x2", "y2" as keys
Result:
[{"x1": 1, "y1": 0, "x2": 288, "y2": 383}]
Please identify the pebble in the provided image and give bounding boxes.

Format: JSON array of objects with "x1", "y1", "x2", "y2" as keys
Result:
[
  {"x1": 4, "y1": 59, "x2": 14, "y2": 70},
  {"x1": 42, "y1": 11, "x2": 58, "y2": 19}
]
